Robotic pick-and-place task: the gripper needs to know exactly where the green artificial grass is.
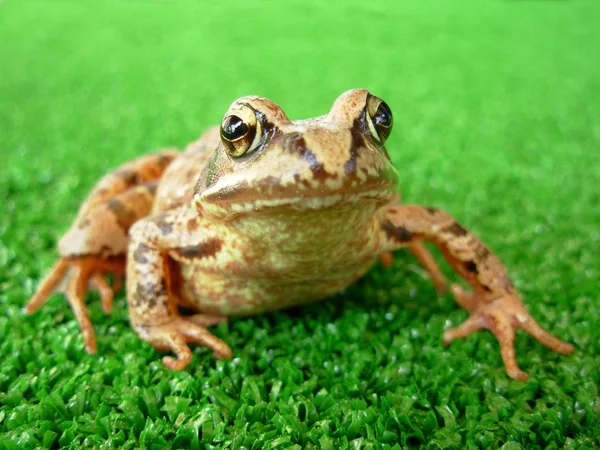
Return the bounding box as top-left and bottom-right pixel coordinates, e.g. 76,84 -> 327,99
1,0 -> 599,448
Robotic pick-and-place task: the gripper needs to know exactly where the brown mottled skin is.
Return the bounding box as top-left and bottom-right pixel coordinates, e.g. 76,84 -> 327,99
25,89 -> 573,380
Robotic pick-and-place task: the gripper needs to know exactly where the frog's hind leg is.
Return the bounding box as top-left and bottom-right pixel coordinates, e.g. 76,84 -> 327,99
25,260 -> 70,313
379,243 -> 448,294
75,150 -> 177,219
379,204 -> 574,381
407,242 -> 448,294
26,256 -> 125,352
26,257 -> 125,316
25,150 -> 178,352
24,183 -> 156,352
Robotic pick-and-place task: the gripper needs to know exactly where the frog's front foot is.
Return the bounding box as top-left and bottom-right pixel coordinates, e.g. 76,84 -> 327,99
136,315 -> 231,370
443,285 -> 574,381
25,256 -> 125,353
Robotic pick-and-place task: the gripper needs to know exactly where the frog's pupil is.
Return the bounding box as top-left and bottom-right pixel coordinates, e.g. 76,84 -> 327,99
375,101 -> 392,128
221,116 -> 248,141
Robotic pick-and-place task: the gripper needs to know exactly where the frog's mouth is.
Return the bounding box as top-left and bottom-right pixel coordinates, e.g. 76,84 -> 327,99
195,175 -> 397,219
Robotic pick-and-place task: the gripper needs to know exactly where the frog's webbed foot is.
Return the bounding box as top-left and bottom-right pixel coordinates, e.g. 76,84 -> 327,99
137,315 -> 231,370
444,285 -> 574,381
24,256 -> 125,353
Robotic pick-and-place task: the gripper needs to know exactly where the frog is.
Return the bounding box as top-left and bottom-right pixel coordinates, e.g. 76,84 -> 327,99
25,89 -> 574,381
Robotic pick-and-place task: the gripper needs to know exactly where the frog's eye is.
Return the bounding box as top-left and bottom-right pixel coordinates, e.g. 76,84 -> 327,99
365,94 -> 393,144
220,105 -> 263,158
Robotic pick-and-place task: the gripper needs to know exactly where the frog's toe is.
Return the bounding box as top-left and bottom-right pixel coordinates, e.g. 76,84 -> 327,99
24,258 -> 98,352
161,334 -> 193,371
141,317 -> 232,370
517,315 -> 574,355
24,259 -> 69,314
443,314 -> 484,345
25,256 -> 126,353
444,289 -> 573,381
444,299 -> 529,380
90,272 -> 114,314
65,263 -> 97,353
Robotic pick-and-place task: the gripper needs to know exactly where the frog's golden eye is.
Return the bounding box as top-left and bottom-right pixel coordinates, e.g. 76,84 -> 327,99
220,105 -> 263,157
365,95 -> 393,144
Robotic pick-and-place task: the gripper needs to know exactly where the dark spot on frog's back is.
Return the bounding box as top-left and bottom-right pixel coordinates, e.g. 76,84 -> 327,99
156,154 -> 173,168
383,220 -> 413,242
116,169 -> 140,187
173,239 -> 223,259
106,198 -> 139,231
143,181 -> 158,196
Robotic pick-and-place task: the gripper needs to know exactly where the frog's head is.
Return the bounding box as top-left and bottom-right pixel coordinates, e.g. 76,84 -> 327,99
195,89 -> 399,220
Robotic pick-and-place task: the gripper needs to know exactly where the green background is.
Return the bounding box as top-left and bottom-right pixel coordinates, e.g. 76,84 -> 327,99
1,0 -> 599,448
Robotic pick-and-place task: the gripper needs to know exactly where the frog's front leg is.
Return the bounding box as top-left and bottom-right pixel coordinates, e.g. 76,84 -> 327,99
126,207 -> 231,370
380,204 -> 574,381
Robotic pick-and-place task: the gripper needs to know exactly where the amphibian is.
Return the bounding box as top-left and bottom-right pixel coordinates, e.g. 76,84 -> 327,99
25,89 -> 573,380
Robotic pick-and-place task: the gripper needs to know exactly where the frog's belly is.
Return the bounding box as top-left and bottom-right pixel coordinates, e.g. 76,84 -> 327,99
174,261 -> 376,316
